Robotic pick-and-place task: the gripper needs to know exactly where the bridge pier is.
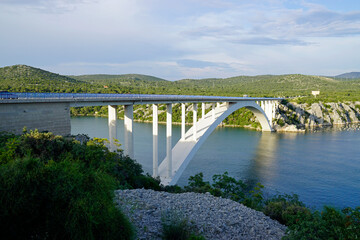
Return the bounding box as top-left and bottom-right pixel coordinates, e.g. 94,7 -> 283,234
212,103 -> 216,121
201,103 -> 205,119
181,103 -> 185,140
153,104 -> 158,177
124,104 -> 134,158
166,103 -> 172,178
108,105 -> 117,152
193,103 -> 197,141
258,100 -> 276,129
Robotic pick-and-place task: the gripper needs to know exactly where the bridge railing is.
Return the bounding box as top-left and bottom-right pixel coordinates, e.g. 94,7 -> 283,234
3,92 -> 254,101
1,92 -> 281,103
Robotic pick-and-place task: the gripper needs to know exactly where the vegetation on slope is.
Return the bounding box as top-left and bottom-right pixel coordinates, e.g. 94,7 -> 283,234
0,130 -> 162,239
1,65 -> 360,101
72,73 -> 167,83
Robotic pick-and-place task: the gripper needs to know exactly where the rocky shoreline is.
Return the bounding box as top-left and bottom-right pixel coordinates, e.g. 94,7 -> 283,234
115,189 -> 286,240
273,101 -> 360,132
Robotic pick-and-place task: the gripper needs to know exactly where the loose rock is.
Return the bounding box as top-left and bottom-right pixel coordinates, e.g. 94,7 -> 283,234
115,189 -> 286,240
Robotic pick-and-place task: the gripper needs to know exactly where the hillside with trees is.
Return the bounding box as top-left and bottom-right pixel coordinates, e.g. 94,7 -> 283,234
1,65 -> 360,102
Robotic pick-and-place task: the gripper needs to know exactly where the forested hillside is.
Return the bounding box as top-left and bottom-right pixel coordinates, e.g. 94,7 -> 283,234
1,65 -> 360,102
0,65 -> 88,93
72,73 -> 167,83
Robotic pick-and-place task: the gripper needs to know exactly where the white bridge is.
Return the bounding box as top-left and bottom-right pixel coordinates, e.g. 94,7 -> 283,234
0,93 -> 281,185
105,95 -> 281,185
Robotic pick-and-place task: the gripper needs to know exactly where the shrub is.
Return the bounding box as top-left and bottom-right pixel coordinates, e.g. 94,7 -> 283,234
185,172 -> 264,210
263,194 -> 308,225
0,130 -> 161,190
284,206 -> 360,240
184,172 -> 212,193
0,156 -> 134,239
275,118 -> 285,127
0,131 -> 149,239
161,210 -> 205,240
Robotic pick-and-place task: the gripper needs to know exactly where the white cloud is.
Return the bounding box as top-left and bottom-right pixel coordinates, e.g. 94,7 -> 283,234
0,0 -> 360,79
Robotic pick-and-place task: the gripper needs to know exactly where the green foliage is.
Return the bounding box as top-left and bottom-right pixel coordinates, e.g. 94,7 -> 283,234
184,172 -> 213,193
0,130 -> 167,239
185,172 -> 264,210
0,129 -> 161,190
0,132 -> 135,239
112,154 -> 162,190
212,172 -> 247,201
284,206 -> 360,240
263,194 -> 308,225
275,118 -> 285,127
161,210 -> 205,240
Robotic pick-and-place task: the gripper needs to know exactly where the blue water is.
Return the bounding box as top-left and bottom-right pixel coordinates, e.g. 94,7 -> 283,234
71,117 -> 360,209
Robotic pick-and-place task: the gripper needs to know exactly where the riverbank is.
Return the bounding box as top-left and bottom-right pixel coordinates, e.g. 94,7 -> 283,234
115,189 -> 286,240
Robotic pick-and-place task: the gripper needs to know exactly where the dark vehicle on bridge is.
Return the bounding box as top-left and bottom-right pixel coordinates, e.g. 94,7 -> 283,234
0,91 -> 18,99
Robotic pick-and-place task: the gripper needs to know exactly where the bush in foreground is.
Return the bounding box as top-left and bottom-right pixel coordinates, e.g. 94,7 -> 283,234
0,131 -> 135,239
161,210 -> 205,240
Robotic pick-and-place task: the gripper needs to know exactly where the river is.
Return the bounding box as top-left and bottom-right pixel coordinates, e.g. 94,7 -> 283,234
71,116 -> 360,209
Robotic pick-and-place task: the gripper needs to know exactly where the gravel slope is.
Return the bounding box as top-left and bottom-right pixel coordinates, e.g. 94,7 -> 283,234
115,189 -> 286,240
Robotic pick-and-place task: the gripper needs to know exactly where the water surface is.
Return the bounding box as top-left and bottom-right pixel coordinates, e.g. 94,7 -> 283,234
71,117 -> 360,209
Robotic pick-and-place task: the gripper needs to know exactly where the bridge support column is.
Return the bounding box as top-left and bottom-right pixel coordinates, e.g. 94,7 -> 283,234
265,101 -> 273,127
193,103 -> 197,141
272,101 -> 277,120
259,100 -> 275,131
201,102 -> 205,119
181,103 -> 185,140
124,104 -> 134,158
166,104 -> 172,178
108,105 -> 117,152
212,103 -> 216,121
152,104 -> 158,177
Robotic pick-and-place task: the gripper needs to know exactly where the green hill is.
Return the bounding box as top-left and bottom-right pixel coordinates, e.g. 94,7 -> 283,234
1,64 -> 359,101
72,74 -> 168,83
0,65 -> 79,83
0,65 -> 85,92
174,74 -> 360,98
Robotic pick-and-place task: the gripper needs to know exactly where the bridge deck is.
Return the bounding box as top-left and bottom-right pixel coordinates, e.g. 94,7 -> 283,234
1,92 -> 282,106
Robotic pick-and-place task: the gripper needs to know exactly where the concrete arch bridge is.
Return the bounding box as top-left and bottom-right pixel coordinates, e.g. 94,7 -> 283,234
0,93 -> 281,185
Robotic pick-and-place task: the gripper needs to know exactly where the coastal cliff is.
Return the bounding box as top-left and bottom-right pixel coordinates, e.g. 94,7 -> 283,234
273,101 -> 360,132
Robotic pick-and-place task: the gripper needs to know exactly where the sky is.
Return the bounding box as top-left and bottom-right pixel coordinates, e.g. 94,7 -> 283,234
0,0 -> 360,80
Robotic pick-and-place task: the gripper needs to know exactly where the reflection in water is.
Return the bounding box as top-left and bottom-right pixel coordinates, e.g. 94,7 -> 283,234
249,132 -> 279,183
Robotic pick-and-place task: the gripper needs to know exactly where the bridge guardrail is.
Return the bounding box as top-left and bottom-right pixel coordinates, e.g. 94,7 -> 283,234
1,92 -> 282,102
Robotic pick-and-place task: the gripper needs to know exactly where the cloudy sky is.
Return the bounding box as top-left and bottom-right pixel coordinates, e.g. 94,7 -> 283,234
1,0 -> 359,80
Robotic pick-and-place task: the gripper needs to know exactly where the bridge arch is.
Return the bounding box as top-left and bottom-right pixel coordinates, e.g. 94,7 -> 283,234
159,101 -> 275,185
